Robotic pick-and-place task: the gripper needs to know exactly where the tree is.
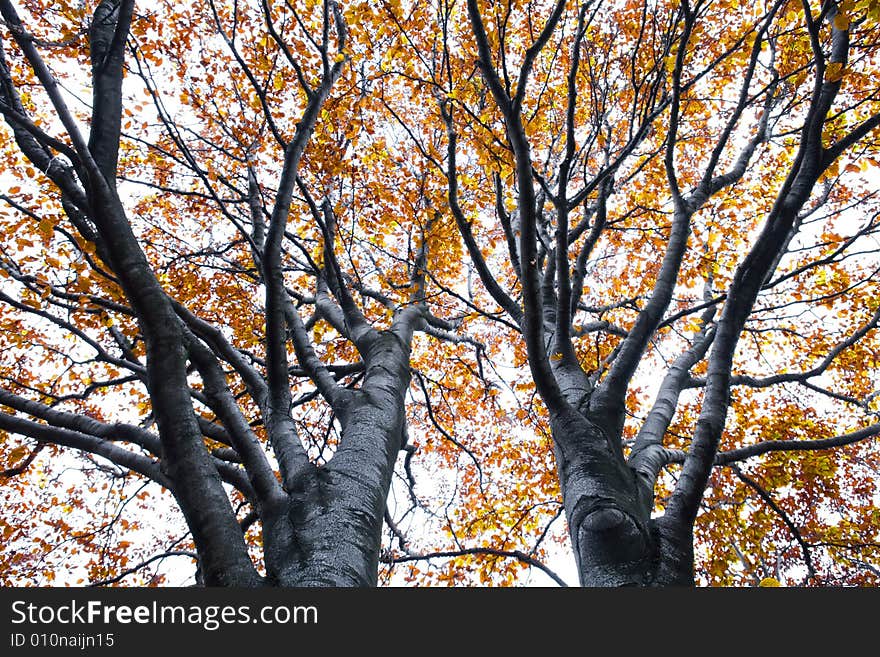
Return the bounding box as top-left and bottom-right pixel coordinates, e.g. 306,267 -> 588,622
1,0 -> 879,589
409,0 -> 880,585
0,0 -> 481,587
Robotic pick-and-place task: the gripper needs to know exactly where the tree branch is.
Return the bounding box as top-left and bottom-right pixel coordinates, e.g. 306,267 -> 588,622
381,547 -> 569,587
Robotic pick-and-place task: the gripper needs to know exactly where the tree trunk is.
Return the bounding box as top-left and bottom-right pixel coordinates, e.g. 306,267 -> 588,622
552,408 -> 693,586
261,331 -> 410,586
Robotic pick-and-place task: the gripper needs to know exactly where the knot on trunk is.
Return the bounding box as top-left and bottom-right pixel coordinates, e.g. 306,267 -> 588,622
572,499 -> 654,586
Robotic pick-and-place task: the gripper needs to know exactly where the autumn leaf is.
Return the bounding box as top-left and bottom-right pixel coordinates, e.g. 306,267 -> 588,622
825,62 -> 846,82
6,445 -> 28,465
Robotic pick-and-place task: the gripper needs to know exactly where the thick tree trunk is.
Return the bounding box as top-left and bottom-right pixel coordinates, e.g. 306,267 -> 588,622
261,332 -> 410,586
552,408 -> 693,586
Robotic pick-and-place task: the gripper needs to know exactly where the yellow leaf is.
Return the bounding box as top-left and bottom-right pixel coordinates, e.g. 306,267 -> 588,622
759,577 -> 781,587
834,13 -> 850,30
334,53 -> 346,63
825,62 -> 846,82
8,445 -> 28,464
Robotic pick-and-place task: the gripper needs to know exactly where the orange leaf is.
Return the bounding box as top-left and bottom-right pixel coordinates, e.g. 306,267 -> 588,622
7,445 -> 28,464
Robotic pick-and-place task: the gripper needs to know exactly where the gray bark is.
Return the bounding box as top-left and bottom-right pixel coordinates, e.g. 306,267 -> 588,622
261,332 -> 411,586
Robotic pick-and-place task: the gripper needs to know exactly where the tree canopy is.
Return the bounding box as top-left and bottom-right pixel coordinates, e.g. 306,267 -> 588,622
0,0 -> 878,587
